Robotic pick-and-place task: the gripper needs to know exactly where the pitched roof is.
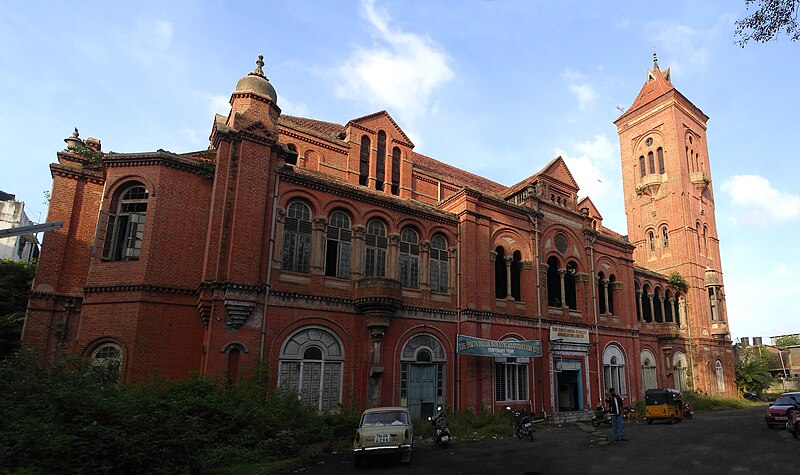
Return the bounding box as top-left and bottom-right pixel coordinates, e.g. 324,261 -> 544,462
617,58 -> 674,121
279,115 -> 346,143
412,151 -> 507,195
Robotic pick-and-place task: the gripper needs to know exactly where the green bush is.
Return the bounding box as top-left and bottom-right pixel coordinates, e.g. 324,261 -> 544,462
0,350 -> 356,474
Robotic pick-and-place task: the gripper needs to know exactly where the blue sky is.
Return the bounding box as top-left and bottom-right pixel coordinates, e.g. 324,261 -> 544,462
1,0 -> 797,344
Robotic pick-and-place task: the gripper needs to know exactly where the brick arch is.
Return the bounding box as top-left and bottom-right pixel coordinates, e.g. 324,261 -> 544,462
104,175 -> 156,200
281,190 -> 323,216
542,226 -> 582,260
489,228 -> 532,261
320,199 -> 358,219
268,317 -> 353,370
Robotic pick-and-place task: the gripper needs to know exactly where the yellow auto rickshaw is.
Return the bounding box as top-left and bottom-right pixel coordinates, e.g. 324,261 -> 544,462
645,388 -> 683,424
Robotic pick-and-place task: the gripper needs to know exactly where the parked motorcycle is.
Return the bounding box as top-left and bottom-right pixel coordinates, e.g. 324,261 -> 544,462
506,406 -> 534,441
787,403 -> 800,438
428,406 -> 451,447
683,403 -> 695,419
591,404 -> 611,427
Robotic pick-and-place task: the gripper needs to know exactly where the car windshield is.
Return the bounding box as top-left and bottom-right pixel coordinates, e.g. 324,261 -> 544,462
362,411 -> 409,426
773,396 -> 799,406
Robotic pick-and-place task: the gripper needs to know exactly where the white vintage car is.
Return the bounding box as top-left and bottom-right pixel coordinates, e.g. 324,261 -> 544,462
353,406 -> 413,465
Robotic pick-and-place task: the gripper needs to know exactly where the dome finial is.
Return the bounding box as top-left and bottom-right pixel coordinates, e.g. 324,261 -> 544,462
653,50 -> 659,69
252,54 -> 265,78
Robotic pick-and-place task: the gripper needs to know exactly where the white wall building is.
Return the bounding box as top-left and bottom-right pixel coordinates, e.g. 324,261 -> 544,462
0,191 -> 39,261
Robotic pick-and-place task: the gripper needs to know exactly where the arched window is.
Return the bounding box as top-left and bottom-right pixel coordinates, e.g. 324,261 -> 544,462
653,287 -> 663,323
495,246 -> 507,299
696,221 -> 702,254
429,235 -> 449,292
598,272 -> 607,315
703,225 -> 708,255
641,350 -> 657,391
715,360 -> 725,392
608,274 -> 616,315
657,147 -> 665,174
642,284 -> 652,323
673,352 -> 688,391
278,327 -> 344,411
225,345 -> 242,384
495,337 -> 529,402
565,261 -> 578,310
325,211 -> 352,279
648,231 -> 655,253
662,226 -> 669,248
399,227 -> 420,288
101,183 -> 148,261
91,343 -> 123,382
364,219 -> 387,277
603,345 -> 627,395
376,131 -> 386,191
639,156 -> 646,178
282,201 -> 312,273
511,251 -> 522,301
648,151 -> 655,174
546,256 -> 561,307
359,135 -> 370,186
391,147 -> 401,195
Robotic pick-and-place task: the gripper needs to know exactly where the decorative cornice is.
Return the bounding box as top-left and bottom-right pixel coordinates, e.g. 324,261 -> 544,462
50,163 -> 105,185
279,169 -> 459,226
84,284 -> 197,295
280,129 -> 349,154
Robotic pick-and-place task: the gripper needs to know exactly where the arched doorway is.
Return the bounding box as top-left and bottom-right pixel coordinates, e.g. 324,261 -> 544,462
400,334 -> 446,419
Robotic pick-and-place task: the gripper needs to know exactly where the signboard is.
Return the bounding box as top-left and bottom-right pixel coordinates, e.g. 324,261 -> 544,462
456,335 -> 542,358
549,325 -> 590,344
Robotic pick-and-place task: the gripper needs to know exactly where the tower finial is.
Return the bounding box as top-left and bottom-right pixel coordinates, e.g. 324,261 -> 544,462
252,54 -> 265,78
652,50 -> 659,69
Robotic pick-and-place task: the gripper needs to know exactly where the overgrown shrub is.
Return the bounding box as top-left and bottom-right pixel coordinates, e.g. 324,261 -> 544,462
0,350 -> 356,473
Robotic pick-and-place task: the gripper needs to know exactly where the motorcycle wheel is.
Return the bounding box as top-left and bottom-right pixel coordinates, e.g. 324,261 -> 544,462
687,413 -> 693,419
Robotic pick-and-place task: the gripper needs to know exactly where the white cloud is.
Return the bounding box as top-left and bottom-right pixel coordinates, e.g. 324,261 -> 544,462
333,0 -> 454,126
721,174 -> 800,224
646,17 -> 729,77
279,96 -> 310,117
555,134 -> 615,200
563,69 -> 597,110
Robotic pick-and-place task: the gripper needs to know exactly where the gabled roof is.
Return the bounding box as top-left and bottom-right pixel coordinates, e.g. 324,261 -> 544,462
347,110 -> 415,147
577,196 -> 602,221
616,55 -> 675,122
505,156 -> 579,199
279,115 -> 347,143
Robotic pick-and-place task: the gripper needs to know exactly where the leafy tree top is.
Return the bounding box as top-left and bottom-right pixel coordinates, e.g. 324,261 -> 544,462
735,0 -> 800,46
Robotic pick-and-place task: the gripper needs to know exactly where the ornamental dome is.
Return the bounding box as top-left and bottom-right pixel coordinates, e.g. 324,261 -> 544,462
234,54 -> 277,104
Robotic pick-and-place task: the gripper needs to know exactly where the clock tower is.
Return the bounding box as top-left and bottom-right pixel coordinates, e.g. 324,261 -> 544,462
615,54 -> 731,392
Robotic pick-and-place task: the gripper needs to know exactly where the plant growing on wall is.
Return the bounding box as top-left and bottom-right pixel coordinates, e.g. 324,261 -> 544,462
667,271 -> 689,292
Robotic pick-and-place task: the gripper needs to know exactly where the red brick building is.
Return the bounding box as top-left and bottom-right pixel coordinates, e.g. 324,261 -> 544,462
23,54 -> 736,419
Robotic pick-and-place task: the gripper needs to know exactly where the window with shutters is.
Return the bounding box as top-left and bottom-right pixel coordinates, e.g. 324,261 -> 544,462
495,341 -> 529,402
282,201 -> 312,273
399,227 -> 419,288
603,345 -> 627,395
99,183 -> 148,261
364,219 -> 387,277
391,146 -> 401,195
429,235 -> 449,292
324,211 -> 352,279
657,147 -> 665,174
359,135 -> 370,186
376,131 -> 386,191
277,327 -> 344,412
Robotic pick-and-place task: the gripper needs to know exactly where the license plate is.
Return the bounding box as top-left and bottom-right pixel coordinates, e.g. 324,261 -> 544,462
775,417 -> 788,421
441,435 -> 449,442
374,433 -> 390,443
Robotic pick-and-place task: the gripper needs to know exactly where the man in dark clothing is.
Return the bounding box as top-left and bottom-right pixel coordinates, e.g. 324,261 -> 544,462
606,387 -> 627,441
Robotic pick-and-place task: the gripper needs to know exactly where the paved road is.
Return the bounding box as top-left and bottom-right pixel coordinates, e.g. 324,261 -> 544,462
287,406 -> 797,475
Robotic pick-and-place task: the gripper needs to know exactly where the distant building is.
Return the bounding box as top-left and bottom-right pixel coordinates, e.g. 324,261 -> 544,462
0,191 -> 39,262
22,54 -> 737,419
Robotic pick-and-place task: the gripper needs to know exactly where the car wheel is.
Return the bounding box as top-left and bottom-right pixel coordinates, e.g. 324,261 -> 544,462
400,451 -> 411,464
646,418 -> 653,425
669,416 -> 675,425
354,454 -> 363,467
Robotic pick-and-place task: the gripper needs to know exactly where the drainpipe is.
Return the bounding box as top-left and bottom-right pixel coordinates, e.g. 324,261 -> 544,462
588,232 -> 601,406
259,172 -> 281,363
528,213 -> 544,416
455,218 -> 462,412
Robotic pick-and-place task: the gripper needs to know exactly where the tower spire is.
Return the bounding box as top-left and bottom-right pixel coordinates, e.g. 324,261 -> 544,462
653,50 -> 659,70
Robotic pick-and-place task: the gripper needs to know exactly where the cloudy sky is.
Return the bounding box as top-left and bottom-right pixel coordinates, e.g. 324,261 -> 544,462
1,0 -> 797,344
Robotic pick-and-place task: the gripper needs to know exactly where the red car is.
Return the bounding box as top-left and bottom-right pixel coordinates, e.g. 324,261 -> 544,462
764,392 -> 800,429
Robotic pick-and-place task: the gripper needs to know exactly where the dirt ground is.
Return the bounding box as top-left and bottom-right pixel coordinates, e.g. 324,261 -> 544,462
285,405 -> 797,475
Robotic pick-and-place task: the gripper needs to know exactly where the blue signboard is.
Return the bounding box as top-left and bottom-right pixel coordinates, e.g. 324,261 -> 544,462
456,335 -> 542,358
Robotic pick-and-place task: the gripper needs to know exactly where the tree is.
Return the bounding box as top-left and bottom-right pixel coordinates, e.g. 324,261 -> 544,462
735,0 -> 800,46
735,345 -> 773,394
0,259 -> 36,359
773,334 -> 800,347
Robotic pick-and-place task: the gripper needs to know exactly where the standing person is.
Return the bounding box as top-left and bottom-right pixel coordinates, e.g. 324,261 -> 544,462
606,388 -> 627,441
